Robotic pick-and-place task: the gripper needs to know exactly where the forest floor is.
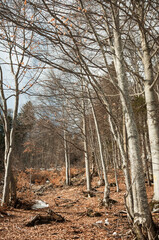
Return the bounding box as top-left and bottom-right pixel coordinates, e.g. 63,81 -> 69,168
0,168 -> 159,240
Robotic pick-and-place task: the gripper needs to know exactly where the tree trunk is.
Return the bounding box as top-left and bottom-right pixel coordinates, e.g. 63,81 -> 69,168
10,170 -> 16,204
142,120 -> 151,186
64,130 -> 70,186
112,141 -> 119,192
2,145 -> 13,205
89,95 -> 110,205
82,88 -> 91,194
140,32 -> 159,201
83,113 -> 91,194
111,4 -> 156,238
108,113 -> 134,218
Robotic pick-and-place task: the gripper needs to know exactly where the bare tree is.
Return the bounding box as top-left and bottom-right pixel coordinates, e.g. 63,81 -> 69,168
0,1 -> 158,237
0,19 -> 42,205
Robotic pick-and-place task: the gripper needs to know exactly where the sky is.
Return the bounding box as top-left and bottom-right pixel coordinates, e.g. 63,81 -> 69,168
0,42 -> 44,112
0,60 -> 29,111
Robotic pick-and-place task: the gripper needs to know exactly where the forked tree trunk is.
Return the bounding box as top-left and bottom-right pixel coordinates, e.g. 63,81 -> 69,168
0,66 -> 19,206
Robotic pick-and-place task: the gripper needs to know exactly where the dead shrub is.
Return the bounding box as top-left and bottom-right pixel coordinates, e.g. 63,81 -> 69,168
16,171 -> 30,190
31,173 -> 47,185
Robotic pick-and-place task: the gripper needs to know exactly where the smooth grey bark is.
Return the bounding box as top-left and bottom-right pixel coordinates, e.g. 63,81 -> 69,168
64,129 -> 70,185
142,125 -> 151,186
1,112 -> 18,206
1,66 -> 19,206
140,31 -> 159,201
82,86 -> 91,194
96,87 -> 133,215
112,140 -> 119,192
89,93 -> 110,205
0,25 -> 36,205
88,115 -> 103,183
108,113 -> 133,217
83,113 -> 91,193
79,0 -> 133,215
110,3 -> 156,237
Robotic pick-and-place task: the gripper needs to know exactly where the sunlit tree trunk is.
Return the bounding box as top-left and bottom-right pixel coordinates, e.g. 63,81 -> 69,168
140,31 -> 159,202
111,4 -> 156,237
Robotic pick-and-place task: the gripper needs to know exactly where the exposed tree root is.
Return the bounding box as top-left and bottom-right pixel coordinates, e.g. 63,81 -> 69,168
133,221 -> 158,240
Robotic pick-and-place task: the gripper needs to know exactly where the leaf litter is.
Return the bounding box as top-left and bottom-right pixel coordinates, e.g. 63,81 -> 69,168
0,168 -> 158,240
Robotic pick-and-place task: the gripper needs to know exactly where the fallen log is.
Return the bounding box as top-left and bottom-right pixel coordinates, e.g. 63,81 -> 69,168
0,206 -> 11,218
25,209 -> 65,227
0,210 -> 9,218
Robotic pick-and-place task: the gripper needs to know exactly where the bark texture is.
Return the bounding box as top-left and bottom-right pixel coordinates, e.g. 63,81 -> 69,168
111,3 -> 156,238
141,32 -> 159,201
89,94 -> 110,205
